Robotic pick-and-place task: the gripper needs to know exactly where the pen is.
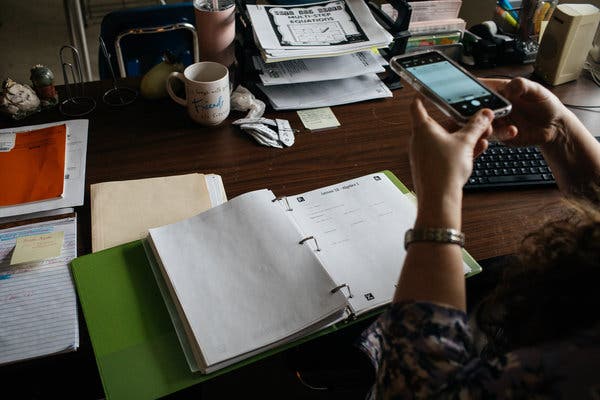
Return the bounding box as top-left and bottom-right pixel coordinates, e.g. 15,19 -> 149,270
498,0 -> 520,21
495,5 -> 519,28
534,2 -> 551,34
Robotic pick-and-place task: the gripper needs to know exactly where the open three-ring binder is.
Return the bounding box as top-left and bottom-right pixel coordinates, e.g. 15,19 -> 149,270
144,171 -> 481,374
71,171 -> 481,400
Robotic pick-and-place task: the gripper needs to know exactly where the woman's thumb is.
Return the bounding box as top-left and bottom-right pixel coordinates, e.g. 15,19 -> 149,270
458,109 -> 494,144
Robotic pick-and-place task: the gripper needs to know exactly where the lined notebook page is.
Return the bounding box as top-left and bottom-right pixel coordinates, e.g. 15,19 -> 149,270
0,217 -> 79,365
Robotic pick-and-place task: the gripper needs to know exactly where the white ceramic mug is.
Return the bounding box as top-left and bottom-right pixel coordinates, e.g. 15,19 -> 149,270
166,62 -> 230,126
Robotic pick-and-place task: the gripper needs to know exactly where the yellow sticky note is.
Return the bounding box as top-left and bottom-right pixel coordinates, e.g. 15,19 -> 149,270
10,231 -> 64,265
297,107 -> 341,131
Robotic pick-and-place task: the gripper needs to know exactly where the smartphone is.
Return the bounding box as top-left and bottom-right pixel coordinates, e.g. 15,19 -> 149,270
390,50 -> 511,122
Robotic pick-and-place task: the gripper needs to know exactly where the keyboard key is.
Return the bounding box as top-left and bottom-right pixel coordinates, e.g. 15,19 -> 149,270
466,143 -> 556,190
488,174 -> 545,183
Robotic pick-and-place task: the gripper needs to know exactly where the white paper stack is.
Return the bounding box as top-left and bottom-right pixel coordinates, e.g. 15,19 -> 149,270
258,73 -> 392,110
247,0 -> 393,63
246,0 -> 393,110
253,51 -> 386,86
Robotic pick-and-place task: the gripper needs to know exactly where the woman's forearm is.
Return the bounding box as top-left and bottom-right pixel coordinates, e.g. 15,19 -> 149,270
542,109 -> 600,195
393,189 -> 467,311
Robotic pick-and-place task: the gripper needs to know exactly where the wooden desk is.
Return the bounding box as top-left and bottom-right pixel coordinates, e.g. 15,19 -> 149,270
0,66 -> 598,399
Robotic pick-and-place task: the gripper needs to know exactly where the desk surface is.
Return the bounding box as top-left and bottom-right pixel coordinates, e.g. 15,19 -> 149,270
0,64 -> 598,399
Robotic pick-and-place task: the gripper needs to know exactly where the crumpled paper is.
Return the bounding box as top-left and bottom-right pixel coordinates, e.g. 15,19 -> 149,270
231,85 -> 295,148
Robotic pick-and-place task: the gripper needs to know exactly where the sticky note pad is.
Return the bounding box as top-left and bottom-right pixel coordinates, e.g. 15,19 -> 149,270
297,107 -> 341,131
10,231 -> 64,265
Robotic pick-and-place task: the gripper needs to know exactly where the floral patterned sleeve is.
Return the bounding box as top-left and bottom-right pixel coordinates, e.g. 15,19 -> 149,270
357,301 -> 551,399
358,301 -> 475,399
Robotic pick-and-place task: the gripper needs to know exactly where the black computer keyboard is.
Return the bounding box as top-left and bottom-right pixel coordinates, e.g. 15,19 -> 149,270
465,142 -> 555,190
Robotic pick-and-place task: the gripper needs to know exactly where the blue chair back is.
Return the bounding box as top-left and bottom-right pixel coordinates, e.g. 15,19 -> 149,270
99,2 -> 198,79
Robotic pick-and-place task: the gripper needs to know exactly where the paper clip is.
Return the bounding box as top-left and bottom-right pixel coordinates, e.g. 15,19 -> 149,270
299,236 -> 321,252
59,45 -> 96,116
99,36 -> 137,106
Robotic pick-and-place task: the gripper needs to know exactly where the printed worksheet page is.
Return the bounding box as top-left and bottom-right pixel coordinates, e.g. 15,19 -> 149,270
285,172 -> 416,314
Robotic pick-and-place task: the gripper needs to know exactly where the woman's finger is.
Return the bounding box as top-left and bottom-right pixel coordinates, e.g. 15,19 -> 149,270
456,109 -> 494,145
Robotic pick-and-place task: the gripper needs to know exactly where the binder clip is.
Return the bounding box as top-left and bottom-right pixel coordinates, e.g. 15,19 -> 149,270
367,0 -> 412,90
368,0 -> 412,58
99,37 -> 137,106
59,45 -> 96,116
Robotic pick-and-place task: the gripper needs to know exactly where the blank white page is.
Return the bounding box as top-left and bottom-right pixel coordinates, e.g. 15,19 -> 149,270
148,190 -> 347,368
0,217 -> 79,365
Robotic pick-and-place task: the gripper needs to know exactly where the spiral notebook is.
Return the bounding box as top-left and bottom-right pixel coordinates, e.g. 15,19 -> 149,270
146,171 -> 481,374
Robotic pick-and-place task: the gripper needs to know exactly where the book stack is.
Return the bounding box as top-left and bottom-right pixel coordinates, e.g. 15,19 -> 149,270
244,0 -> 394,109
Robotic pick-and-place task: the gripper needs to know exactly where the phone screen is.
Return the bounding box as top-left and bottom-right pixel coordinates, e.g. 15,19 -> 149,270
406,61 -> 489,103
394,52 -> 510,118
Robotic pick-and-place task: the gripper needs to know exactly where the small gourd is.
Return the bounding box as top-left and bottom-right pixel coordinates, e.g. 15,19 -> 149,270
140,52 -> 184,100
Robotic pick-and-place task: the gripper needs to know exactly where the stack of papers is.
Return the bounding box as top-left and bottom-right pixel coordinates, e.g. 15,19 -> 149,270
0,215 -> 79,365
253,51 -> 386,86
258,73 -> 392,110
246,0 -> 393,110
247,0 -> 393,62
0,120 -> 88,367
91,173 -> 227,252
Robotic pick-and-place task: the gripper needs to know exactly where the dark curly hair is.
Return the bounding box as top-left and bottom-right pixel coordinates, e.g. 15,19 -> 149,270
475,188 -> 600,359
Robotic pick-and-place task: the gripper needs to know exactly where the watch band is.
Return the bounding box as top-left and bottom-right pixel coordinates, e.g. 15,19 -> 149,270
404,228 -> 465,249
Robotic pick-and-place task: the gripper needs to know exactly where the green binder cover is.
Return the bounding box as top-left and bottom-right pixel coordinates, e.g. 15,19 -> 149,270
71,171 -> 481,400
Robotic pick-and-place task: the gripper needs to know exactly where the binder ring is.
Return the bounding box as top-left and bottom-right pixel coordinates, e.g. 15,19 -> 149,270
299,236 -> 320,252
330,283 -> 353,298
272,196 -> 292,211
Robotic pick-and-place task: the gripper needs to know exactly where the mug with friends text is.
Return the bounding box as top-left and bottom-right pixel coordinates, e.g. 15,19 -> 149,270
166,61 -> 230,126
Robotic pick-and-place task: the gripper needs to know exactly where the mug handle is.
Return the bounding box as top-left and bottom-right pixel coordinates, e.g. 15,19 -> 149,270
166,72 -> 186,106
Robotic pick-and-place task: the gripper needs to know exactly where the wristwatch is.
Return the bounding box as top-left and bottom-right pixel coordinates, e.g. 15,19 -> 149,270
404,228 -> 465,249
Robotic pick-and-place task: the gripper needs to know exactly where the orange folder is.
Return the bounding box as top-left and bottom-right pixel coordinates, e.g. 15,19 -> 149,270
0,124 -> 67,207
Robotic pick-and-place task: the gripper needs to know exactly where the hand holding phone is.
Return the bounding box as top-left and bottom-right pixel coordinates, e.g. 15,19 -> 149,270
390,50 -> 512,122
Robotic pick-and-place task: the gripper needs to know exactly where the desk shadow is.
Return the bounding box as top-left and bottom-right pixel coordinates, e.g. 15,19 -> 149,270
172,318 -> 376,400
